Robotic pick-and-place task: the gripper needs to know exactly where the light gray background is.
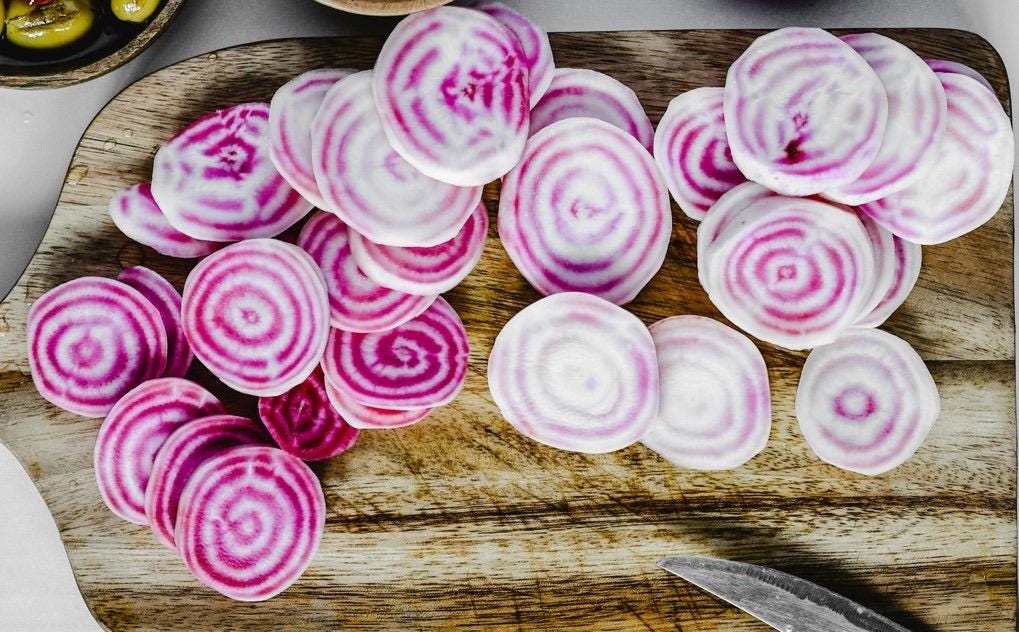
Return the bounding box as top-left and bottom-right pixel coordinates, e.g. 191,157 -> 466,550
0,1 -> 1016,629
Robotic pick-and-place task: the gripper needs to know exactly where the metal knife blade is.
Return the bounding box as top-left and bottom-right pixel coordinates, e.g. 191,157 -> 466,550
657,556 -> 910,632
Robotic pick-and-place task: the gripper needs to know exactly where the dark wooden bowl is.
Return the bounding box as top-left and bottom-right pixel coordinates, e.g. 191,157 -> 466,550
312,0 -> 451,16
0,0 -> 184,89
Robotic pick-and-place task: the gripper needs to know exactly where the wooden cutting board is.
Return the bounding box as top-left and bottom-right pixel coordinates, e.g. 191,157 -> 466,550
0,30 -> 1014,631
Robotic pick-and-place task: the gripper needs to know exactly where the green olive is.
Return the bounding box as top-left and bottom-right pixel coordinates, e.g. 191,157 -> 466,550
5,0 -> 96,50
111,0 -> 160,23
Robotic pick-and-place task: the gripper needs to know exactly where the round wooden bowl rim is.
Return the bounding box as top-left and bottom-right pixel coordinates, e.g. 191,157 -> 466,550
311,0 -> 451,17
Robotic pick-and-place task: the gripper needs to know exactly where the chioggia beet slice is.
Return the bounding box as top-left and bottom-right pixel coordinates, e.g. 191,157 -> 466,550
175,446 -> 325,601
94,378 -> 224,524
825,33 -> 947,205
529,68 -> 654,151
704,196 -> 875,350
312,71 -> 482,247
27,277 -> 168,417
152,103 -> 313,241
473,1 -> 554,107
859,72 -> 1014,244
321,297 -> 469,410
499,117 -> 671,305
696,181 -> 780,291
924,58 -> 994,93
641,316 -> 771,470
724,27 -> 888,196
258,368 -> 359,462
653,87 -> 746,220
488,293 -> 659,453
796,328 -> 940,475
117,266 -> 193,379
298,211 -> 437,332
324,377 -> 432,430
855,235 -> 922,328
853,212 -> 897,324
349,201 -> 488,296
108,183 -> 220,258
269,68 -> 356,209
181,239 -> 329,397
145,415 -> 270,549
373,6 -> 530,186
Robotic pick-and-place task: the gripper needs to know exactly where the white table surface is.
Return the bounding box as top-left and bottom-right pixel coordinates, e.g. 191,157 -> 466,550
1,1 -> 1016,629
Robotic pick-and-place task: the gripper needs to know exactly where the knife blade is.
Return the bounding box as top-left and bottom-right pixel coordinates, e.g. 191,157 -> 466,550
657,556 -> 911,632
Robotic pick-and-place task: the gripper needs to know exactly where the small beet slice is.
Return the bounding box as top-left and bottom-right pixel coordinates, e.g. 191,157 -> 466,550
312,71 -> 481,248
473,1 -> 554,107
28,277 -> 168,417
321,297 -> 469,410
182,239 -> 329,397
641,316 -> 771,470
145,415 -> 270,549
796,328 -> 940,475
258,368 -> 359,462
298,211 -> 437,332
117,266 -> 192,379
349,201 -> 489,296
269,68 -> 356,209
855,235 -> 922,328
825,33 -> 947,205
487,292 -> 659,454
152,103 -> 313,242
324,378 -> 432,430
499,117 -> 671,305
859,72 -> 1014,244
724,27 -> 888,196
924,58 -> 994,93
175,446 -> 325,601
108,183 -> 220,258
94,378 -> 224,524
653,87 -> 746,220
373,6 -> 530,186
529,68 -> 654,151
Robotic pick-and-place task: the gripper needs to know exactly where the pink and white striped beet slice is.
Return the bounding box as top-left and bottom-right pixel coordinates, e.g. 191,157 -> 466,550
152,103 -> 313,242
182,239 -> 329,397
117,266 -> 193,379
473,1 -> 554,107
321,297 -> 469,410
269,68 -> 356,209
499,117 -> 671,305
348,201 -> 488,296
696,182 -> 780,291
724,27 -> 888,196
258,367 -> 359,461
796,328 -> 940,475
487,292 -> 659,454
653,87 -> 746,220
27,277 -> 168,417
298,212 -> 437,332
859,72 -> 1014,245
94,378 -> 224,524
144,415 -> 270,550
312,71 -> 482,247
175,446 -> 325,601
641,316 -> 771,470
824,33 -> 947,205
853,212 -> 897,324
108,183 -> 220,258
529,68 -> 654,151
704,196 -> 875,350
855,235 -> 922,328
924,58 -> 994,93
324,377 -> 432,430
373,7 -> 530,187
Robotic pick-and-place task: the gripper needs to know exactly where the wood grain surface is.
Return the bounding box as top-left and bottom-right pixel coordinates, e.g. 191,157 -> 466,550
0,30 -> 1014,631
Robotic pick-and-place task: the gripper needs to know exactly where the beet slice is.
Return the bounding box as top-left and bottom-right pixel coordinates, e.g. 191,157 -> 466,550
94,378 -> 224,524
323,378 -> 433,430
473,1 -> 554,107
924,58 -> 994,93
27,277 -> 168,417
108,183 -> 220,258
117,266 -> 192,379
855,235 -> 922,328
258,368 -> 359,462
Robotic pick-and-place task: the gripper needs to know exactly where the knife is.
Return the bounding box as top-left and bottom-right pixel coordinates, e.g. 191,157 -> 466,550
657,556 -> 911,632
